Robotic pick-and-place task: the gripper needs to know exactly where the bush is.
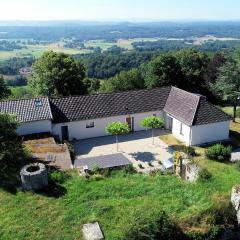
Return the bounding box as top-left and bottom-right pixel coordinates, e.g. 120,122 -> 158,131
183,146 -> 196,156
198,168 -> 212,182
123,210 -> 179,240
91,174 -> 105,181
64,141 -> 75,163
49,170 -> 70,184
205,144 -> 232,162
123,164 -> 137,174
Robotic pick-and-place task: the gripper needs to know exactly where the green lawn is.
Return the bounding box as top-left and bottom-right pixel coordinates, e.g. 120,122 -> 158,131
0,105 -> 240,239
1,152 -> 240,239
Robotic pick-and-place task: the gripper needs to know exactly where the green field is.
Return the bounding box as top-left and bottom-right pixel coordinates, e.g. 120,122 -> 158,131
0,37 -> 162,61
0,43 -> 93,61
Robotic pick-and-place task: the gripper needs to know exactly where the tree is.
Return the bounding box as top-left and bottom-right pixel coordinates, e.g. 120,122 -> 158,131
175,48 -> 209,90
30,51 -> 87,96
141,116 -> 164,144
83,78 -> 100,93
0,76 -> 10,100
0,113 -> 22,174
144,53 -> 182,88
101,68 -> 144,93
214,55 -> 240,121
105,122 -> 130,151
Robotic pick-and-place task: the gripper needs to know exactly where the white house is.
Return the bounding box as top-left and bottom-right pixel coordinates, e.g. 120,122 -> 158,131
0,86 -> 232,146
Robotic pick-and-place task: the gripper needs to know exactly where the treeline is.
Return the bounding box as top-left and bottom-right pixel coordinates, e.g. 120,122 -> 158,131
0,40 -> 23,51
79,51 -> 157,79
0,57 -> 34,75
100,48 -> 227,103
2,22 -> 240,41
133,39 -> 240,52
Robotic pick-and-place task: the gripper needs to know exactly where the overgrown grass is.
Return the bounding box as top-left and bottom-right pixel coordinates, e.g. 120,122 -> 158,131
0,158 -> 240,239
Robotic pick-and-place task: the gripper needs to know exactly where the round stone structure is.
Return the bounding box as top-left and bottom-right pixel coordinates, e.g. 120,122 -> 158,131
20,163 -> 48,191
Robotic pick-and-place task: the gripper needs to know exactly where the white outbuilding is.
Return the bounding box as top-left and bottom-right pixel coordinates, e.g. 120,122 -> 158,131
0,86 -> 231,146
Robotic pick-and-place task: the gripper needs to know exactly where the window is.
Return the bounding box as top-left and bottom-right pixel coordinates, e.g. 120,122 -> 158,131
34,100 -> 43,107
86,122 -> 94,128
180,123 -> 183,135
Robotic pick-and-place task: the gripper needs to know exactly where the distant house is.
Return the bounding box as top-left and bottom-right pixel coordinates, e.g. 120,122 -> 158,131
19,67 -> 32,75
0,86 -> 231,146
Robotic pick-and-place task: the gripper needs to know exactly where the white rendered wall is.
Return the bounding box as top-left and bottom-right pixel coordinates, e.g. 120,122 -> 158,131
190,121 -> 230,146
52,111 -> 163,141
17,120 -> 52,136
171,117 -> 191,145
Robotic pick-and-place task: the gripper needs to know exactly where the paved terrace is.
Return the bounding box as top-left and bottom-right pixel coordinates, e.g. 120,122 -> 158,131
74,130 -> 173,173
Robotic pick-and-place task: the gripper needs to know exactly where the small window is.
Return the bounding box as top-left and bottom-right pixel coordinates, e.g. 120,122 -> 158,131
86,122 -> 94,128
180,123 -> 183,135
34,100 -> 43,107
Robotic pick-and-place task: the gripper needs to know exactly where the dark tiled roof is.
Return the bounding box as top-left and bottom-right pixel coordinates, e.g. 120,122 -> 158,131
74,153 -> 131,170
0,97 -> 52,122
0,86 -> 231,126
49,87 -> 171,123
193,98 -> 232,125
164,87 -> 200,126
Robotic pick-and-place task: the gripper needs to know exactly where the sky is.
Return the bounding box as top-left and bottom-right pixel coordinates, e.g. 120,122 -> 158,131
1,0 -> 240,22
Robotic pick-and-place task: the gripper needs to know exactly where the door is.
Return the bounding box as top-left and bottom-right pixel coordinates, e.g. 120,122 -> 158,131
126,117 -> 134,132
169,117 -> 173,131
61,126 -> 69,141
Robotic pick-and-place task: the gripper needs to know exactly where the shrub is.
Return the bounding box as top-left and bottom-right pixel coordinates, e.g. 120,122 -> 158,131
64,140 -> 76,163
198,168 -> 212,182
123,164 -> 137,174
205,144 -> 232,162
49,170 -> 70,184
123,210 -> 179,240
183,146 -> 196,156
91,174 -> 105,181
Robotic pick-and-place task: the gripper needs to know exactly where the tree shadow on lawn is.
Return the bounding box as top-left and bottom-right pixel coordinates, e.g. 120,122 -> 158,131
34,166 -> 68,198
129,152 -> 158,162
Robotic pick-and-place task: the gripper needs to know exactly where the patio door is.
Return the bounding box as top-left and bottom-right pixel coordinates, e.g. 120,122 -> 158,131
126,117 -> 134,132
61,126 -> 69,142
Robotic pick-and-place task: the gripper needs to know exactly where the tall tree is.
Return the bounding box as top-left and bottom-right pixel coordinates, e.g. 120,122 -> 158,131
144,53 -> 182,88
30,51 -> 87,96
0,76 -> 10,100
175,48 -> 209,90
214,55 -> 240,121
101,68 -> 144,93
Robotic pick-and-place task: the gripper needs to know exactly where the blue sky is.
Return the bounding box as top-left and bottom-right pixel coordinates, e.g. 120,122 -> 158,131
1,0 -> 240,21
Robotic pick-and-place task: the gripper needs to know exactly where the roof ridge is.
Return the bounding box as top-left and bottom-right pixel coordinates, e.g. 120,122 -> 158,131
49,86 -> 171,100
0,96 -> 48,103
171,86 -> 201,100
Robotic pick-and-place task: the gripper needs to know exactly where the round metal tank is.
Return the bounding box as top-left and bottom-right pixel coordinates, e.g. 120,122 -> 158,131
20,163 -> 48,191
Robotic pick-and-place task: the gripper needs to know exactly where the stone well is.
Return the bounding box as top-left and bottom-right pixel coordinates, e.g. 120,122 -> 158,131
20,163 -> 48,191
